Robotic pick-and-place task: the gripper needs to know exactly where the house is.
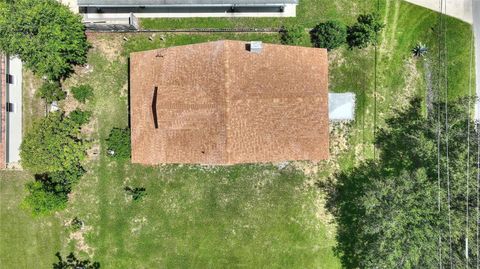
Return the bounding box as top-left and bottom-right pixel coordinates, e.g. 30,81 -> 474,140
129,40 -> 329,165
76,0 -> 298,24
0,55 -> 23,169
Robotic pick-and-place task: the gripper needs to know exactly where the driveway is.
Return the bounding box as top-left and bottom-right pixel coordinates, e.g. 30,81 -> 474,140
474,0 -> 480,121
404,0 -> 473,23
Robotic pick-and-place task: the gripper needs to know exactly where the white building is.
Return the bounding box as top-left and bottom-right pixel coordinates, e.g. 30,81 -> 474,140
75,0 -> 298,24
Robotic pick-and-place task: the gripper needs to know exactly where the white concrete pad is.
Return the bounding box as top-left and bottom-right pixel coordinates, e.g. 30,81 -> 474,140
329,93 -> 356,121
403,0 -> 473,24
6,56 -> 22,164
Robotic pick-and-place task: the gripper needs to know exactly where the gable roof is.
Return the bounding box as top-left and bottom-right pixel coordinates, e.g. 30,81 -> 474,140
130,40 -> 329,165
77,0 -> 298,7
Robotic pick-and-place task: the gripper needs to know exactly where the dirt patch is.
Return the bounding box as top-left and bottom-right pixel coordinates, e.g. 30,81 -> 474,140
86,142 -> 100,161
293,121 -> 351,185
68,226 -> 95,258
63,218 -> 95,258
390,57 -> 420,114
87,33 -> 124,62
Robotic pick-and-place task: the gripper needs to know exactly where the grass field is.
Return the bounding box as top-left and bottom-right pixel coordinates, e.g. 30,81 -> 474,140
0,0 -> 475,268
141,0 -> 373,29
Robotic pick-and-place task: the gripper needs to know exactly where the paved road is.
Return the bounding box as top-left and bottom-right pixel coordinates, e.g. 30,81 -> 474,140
474,0 -> 480,121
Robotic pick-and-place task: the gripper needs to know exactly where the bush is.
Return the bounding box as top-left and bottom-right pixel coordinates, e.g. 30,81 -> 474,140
279,25 -> 306,45
71,85 -> 94,103
125,186 -> 146,201
106,128 -> 131,160
0,0 -> 89,80
69,217 -> 83,231
22,181 -> 68,216
53,252 -> 100,269
69,109 -> 92,126
36,81 -> 66,103
347,13 -> 384,49
310,21 -> 347,50
20,112 -> 87,174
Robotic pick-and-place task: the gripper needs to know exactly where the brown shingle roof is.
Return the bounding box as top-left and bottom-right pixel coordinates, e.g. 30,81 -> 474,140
130,40 -> 329,165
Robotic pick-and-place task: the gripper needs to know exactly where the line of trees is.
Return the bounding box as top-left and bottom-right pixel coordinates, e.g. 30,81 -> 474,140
325,98 -> 479,268
279,13 -> 384,50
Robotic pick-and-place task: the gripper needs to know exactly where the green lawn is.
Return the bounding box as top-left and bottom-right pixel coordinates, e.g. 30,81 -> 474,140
0,172 -> 65,268
0,0 -> 475,268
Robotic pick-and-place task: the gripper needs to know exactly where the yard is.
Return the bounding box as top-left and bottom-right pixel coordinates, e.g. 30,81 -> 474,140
0,0 -> 474,268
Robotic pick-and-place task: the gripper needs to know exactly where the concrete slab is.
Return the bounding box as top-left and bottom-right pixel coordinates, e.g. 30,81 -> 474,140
403,0 -> 473,23
6,56 -> 22,164
329,93 -> 356,121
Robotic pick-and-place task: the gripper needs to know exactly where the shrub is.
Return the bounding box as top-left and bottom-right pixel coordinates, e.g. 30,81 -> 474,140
69,109 -> 92,126
125,186 -> 146,201
0,0 -> 89,80
36,81 -> 66,103
69,217 -> 83,231
310,21 -> 347,50
22,181 -> 68,216
20,112 -> 87,174
347,13 -> 384,49
106,128 -> 131,160
279,25 -> 306,45
412,42 -> 428,57
53,252 -> 100,269
71,85 -> 94,103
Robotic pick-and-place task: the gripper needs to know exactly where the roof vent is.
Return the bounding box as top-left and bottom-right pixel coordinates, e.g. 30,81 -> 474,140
247,41 -> 263,53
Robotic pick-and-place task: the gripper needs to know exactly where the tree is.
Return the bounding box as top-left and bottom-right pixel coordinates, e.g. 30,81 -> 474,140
53,252 -> 100,269
347,13 -> 384,49
279,25 -> 306,45
309,21 -> 347,50
106,128 -> 131,160
22,181 -> 68,216
71,85 -> 94,103
36,81 -> 66,103
0,0 -> 89,80
326,98 -> 479,268
20,112 -> 87,174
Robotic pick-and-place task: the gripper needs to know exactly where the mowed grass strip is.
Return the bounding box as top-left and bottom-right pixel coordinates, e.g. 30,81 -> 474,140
74,162 -> 339,268
0,171 -> 65,268
140,0 -> 374,29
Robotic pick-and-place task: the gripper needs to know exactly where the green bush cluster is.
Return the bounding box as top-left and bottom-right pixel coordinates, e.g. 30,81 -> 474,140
20,112 -> 87,216
279,25 -> 306,45
36,81 -> 66,103
106,128 -> 131,160
308,13 -> 384,50
309,21 -> 347,50
69,109 -> 92,126
71,85 -> 94,103
21,181 -> 68,216
346,13 -> 384,49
